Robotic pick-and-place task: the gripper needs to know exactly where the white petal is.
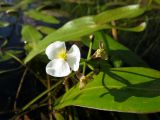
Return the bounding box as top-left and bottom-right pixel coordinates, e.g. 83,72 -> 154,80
45,41 -> 66,60
46,59 -> 71,77
67,44 -> 80,71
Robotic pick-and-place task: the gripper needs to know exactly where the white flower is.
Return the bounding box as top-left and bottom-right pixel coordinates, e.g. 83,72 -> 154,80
45,41 -> 80,77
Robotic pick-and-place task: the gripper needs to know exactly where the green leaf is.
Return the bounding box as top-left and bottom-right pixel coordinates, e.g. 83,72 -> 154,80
54,67 -> 160,113
103,34 -> 148,67
0,21 -> 9,27
24,4 -> 146,63
36,26 -> 56,35
81,22 -> 146,50
22,25 -> 42,42
22,25 -> 42,49
115,22 -> 147,32
94,4 -> 146,24
111,55 -> 123,67
82,32 -> 147,67
0,50 -> 23,62
54,112 -> 65,120
25,10 -> 59,24
24,16 -> 108,63
0,39 -> 8,48
154,0 -> 160,5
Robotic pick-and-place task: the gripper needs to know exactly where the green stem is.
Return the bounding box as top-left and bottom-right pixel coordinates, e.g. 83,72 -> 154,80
63,77 -> 73,120
11,103 -> 48,120
83,39 -> 93,74
14,67 -> 28,111
22,80 -> 62,111
47,75 -> 53,120
87,40 -> 93,60
86,63 -> 94,70
82,63 -> 86,75
6,52 -> 24,65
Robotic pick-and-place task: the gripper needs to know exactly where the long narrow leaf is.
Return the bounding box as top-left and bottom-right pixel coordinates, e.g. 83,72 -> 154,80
24,4 -> 146,63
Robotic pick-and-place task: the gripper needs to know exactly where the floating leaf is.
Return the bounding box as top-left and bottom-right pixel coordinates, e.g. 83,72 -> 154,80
54,67 -> 160,113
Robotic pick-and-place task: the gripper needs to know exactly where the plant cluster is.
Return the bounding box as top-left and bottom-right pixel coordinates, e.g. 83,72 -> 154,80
0,0 -> 160,119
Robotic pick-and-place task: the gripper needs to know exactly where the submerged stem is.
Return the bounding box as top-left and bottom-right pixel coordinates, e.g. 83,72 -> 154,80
14,67 -> 28,112
47,75 -> 53,120
22,80 -> 62,112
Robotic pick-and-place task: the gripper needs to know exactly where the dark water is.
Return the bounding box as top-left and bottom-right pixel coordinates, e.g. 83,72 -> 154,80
0,3 -> 68,118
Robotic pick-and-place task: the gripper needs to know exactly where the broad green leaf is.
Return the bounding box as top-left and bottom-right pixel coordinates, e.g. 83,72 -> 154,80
37,26 -> 56,35
54,67 -> 160,113
24,16 -> 108,63
82,22 -> 146,50
94,4 -> 146,24
24,4 -> 146,63
25,10 -> 59,24
103,34 -> 148,67
82,32 -> 147,67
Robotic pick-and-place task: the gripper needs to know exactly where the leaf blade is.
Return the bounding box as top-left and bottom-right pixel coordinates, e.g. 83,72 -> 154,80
25,10 -> 59,24
94,4 -> 146,24
24,4 -> 146,63
103,34 -> 148,66
54,67 -> 160,113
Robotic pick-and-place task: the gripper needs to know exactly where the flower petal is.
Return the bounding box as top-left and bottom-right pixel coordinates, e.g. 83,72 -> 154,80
45,41 -> 66,60
46,59 -> 71,77
67,44 -> 80,71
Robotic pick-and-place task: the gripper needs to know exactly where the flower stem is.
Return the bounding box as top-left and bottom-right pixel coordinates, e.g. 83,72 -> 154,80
111,21 -> 118,40
87,39 -> 93,60
14,67 -> 28,112
83,36 -> 93,74
63,77 -> 73,120
47,75 -> 53,120
5,51 -> 24,65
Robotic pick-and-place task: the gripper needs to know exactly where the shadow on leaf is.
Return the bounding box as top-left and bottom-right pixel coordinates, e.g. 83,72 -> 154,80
101,70 -> 160,102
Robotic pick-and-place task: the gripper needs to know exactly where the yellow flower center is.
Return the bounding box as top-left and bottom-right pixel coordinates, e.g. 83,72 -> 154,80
57,49 -> 67,60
